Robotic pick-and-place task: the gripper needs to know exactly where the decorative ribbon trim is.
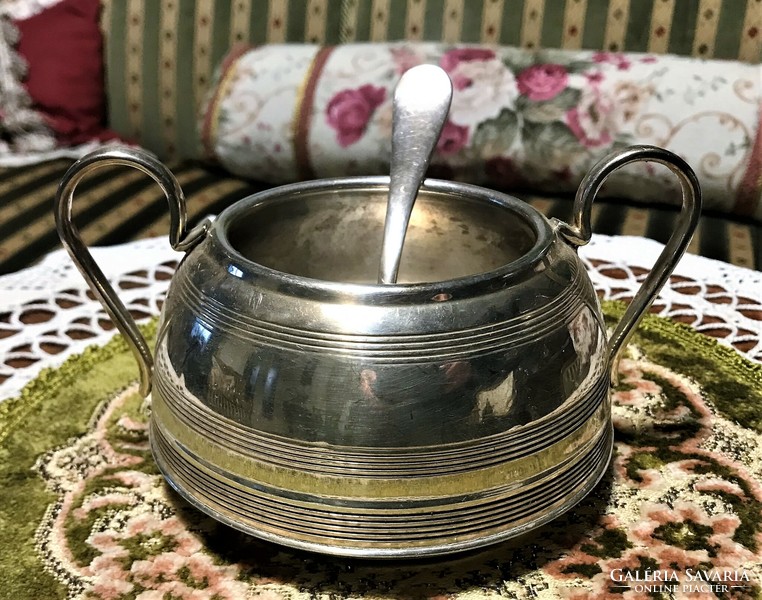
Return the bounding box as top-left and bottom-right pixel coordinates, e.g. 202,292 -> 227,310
292,46 -> 334,181
734,103 -> 762,218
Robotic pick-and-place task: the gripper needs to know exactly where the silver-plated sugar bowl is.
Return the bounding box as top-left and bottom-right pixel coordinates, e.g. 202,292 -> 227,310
55,144 -> 700,558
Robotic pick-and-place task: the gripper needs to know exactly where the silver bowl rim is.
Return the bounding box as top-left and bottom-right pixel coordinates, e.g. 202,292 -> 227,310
212,176 -> 555,299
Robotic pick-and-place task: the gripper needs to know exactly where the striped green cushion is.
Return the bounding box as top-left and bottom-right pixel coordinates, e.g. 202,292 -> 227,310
0,160 -> 758,275
0,161 -> 267,275
101,0 -> 761,161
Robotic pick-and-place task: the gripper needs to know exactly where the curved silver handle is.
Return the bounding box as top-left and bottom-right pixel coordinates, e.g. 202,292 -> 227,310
556,145 -> 702,384
54,147 -> 212,397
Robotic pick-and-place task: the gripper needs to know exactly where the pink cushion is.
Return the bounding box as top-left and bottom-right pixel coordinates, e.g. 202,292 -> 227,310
15,0 -> 110,145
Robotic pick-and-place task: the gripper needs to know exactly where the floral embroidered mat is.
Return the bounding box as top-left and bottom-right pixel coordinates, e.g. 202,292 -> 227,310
1,302 -> 761,600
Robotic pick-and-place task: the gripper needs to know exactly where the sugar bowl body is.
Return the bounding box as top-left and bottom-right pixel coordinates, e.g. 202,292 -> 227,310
56,146 -> 700,557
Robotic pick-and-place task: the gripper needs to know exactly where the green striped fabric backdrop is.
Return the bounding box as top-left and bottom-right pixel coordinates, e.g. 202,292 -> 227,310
101,0 -> 762,160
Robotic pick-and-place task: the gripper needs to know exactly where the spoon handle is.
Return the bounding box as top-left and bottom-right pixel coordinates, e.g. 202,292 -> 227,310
378,65 -> 453,284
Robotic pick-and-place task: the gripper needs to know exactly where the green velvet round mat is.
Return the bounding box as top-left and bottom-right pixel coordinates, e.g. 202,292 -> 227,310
1,302 -> 761,599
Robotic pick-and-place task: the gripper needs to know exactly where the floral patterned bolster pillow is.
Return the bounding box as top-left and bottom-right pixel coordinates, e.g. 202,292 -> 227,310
200,43 -> 762,220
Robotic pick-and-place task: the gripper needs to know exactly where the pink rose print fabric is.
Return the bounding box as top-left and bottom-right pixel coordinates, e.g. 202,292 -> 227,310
203,43 -> 762,219
437,120 -> 469,155
516,64 -> 569,101
326,84 -> 385,147
566,87 -> 616,148
439,47 -> 496,72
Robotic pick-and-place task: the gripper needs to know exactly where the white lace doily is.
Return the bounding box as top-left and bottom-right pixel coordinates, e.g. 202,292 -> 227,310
1,235 -> 760,402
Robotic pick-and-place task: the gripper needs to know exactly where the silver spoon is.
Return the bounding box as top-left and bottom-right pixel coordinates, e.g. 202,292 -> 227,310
377,64 -> 453,284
